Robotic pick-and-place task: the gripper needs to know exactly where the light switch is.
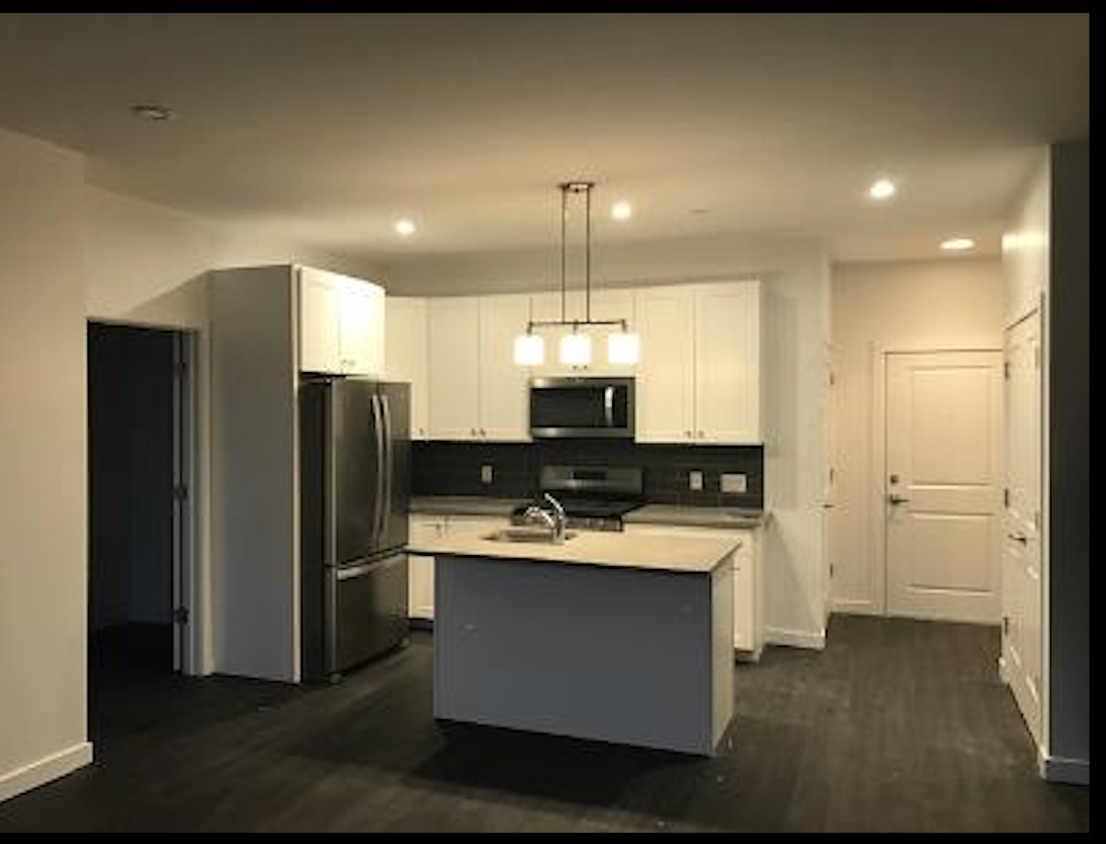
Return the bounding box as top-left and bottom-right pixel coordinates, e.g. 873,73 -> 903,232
721,473 -> 748,494
481,465 -> 494,485
689,471 -> 704,492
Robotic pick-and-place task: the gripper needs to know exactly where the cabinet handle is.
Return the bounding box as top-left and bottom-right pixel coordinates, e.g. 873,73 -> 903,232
698,431 -> 705,439
685,431 -> 693,439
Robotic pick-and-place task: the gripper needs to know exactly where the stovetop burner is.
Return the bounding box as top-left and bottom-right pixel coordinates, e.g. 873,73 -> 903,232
513,465 -> 646,532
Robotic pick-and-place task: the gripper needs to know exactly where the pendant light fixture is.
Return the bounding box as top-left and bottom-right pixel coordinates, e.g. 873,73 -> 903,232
514,181 -> 640,368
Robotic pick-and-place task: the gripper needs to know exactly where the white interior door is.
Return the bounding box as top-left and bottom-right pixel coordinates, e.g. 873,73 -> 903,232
1003,314 -> 1043,743
885,351 -> 1004,623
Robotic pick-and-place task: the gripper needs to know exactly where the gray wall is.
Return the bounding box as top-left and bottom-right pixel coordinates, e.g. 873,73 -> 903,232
413,441 -> 764,509
1048,139 -> 1089,767
88,325 -> 176,631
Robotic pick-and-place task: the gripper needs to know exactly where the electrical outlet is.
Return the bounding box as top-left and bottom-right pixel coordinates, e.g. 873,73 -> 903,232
689,471 -> 704,492
480,465 -> 494,485
721,473 -> 748,494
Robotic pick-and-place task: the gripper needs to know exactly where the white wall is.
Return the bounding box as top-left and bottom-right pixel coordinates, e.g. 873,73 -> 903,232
385,233 -> 833,648
1004,151 -> 1051,327
82,185 -> 380,675
829,258 -> 1005,615
0,128 -> 92,801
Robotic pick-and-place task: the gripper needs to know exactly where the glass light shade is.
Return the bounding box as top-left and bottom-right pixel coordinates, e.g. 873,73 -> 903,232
607,331 -> 641,365
514,333 -> 545,367
559,332 -> 593,367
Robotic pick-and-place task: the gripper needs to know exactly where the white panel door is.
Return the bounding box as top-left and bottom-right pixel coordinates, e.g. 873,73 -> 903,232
1003,314 -> 1043,743
385,298 -> 430,439
338,277 -> 385,377
694,281 -> 762,444
428,299 -> 481,441
298,268 -> 341,373
886,351 -> 1004,623
636,286 -> 696,443
478,295 -> 532,441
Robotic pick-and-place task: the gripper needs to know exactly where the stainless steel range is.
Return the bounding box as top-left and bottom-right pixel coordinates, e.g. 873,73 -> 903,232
514,466 -> 645,532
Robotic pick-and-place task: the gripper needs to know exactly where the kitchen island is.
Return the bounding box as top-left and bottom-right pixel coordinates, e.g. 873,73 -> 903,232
409,531 -> 738,757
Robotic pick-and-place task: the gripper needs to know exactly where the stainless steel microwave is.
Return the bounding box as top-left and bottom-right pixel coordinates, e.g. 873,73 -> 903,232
530,378 -> 635,439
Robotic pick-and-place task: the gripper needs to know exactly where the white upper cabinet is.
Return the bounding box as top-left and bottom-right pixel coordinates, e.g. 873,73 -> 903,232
637,281 -> 763,445
427,295 -> 532,442
298,267 -> 384,377
385,297 -> 430,440
478,295 -> 533,441
695,282 -> 762,444
428,298 -> 481,441
530,289 -> 637,377
299,268 -> 342,374
636,286 -> 697,443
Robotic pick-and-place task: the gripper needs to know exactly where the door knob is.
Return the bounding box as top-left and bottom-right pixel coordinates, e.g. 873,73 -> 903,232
888,494 -> 911,505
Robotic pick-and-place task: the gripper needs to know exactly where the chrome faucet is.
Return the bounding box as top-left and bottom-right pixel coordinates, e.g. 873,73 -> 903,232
521,494 -> 568,544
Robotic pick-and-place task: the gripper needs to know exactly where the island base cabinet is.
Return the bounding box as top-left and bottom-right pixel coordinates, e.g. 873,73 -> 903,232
434,555 -> 734,756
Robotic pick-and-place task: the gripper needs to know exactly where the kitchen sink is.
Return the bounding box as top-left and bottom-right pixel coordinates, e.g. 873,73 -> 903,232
482,528 -> 578,544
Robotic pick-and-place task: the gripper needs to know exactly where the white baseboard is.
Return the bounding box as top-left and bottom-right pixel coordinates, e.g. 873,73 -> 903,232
1038,749 -> 1090,786
0,742 -> 94,804
765,626 -> 826,651
829,600 -> 881,617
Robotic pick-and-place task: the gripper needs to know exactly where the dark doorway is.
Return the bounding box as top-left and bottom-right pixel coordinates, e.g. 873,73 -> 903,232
88,324 -> 181,695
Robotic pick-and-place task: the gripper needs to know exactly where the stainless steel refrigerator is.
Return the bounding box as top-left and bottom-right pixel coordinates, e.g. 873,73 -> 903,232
300,378 -> 411,682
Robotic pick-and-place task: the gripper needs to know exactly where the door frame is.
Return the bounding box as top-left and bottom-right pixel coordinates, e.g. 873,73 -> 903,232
88,321 -> 201,676
869,341 -> 1003,616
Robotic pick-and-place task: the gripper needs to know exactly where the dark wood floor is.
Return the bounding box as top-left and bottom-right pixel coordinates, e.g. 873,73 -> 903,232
0,617 -> 1089,833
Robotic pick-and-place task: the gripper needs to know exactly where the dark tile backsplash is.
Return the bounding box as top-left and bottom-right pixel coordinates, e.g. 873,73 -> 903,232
412,440 -> 764,509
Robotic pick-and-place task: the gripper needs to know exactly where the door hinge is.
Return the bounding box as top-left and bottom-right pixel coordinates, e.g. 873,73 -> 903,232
1034,348 -> 1042,369
829,564 -> 835,579
174,361 -> 189,380
1004,488 -> 1011,508
173,607 -> 190,626
1003,615 -> 1010,636
173,484 -> 189,503
1035,511 -> 1042,532
1004,361 -> 1011,380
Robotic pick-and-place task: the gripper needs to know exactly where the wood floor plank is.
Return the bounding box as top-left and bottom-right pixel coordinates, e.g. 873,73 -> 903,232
0,617 -> 1089,833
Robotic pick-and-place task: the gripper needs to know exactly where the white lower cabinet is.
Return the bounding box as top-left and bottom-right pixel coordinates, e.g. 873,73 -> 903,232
408,514 -> 510,621
624,523 -> 763,660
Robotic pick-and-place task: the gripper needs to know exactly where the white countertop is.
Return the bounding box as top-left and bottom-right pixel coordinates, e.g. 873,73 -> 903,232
409,531 -> 739,575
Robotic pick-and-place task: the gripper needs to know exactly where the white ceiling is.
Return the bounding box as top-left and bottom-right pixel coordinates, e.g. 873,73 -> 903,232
0,13 -> 1089,263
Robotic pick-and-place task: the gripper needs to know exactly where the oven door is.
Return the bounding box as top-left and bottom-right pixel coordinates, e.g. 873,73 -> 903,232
530,378 -> 635,439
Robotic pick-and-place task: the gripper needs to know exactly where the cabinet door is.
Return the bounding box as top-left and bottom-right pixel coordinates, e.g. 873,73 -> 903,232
636,286 -> 696,443
530,289 -> 636,376
732,530 -> 755,651
385,298 -> 430,440
408,554 -> 436,620
339,278 -> 385,377
299,268 -> 341,373
428,298 -> 481,440
694,281 -> 762,444
478,295 -> 532,442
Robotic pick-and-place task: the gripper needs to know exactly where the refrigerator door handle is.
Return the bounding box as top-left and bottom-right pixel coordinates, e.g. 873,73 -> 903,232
381,392 -> 394,542
370,393 -> 386,548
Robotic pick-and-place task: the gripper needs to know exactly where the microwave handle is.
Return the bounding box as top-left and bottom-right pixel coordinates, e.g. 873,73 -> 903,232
604,386 -> 615,429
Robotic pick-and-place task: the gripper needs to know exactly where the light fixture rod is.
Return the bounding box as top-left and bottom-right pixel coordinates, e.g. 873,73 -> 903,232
560,184 -> 568,323
526,318 -> 629,330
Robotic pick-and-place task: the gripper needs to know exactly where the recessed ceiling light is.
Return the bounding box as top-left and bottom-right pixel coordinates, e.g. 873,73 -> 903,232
395,219 -> 417,237
940,237 -> 976,252
611,201 -> 633,222
130,104 -> 177,122
868,178 -> 897,201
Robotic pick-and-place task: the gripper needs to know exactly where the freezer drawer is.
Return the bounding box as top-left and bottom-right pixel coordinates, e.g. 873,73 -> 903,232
304,552 -> 409,682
